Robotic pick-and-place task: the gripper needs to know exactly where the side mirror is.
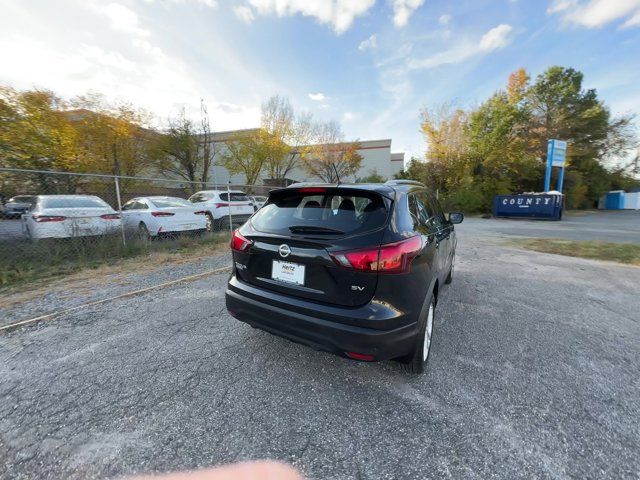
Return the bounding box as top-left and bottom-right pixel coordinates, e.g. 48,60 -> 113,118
449,212 -> 464,224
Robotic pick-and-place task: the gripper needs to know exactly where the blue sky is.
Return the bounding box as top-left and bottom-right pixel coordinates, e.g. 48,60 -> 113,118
2,0 -> 640,159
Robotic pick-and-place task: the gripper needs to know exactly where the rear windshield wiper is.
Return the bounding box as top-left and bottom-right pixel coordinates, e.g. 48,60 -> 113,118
288,225 -> 345,235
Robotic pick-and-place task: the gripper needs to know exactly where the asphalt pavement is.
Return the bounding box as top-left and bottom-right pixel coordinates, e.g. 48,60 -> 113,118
468,210 -> 640,244
1,221 -> 639,479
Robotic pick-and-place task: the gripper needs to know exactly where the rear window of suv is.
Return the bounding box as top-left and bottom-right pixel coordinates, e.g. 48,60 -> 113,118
219,193 -> 249,202
250,189 -> 388,236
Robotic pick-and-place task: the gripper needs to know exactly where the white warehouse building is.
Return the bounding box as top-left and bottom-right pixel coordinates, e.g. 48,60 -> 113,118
205,129 -> 406,185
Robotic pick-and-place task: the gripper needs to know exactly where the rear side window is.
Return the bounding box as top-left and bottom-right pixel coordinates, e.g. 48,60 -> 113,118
251,190 -> 388,236
150,198 -> 191,208
220,193 -> 249,202
189,192 -> 215,203
42,197 -> 108,209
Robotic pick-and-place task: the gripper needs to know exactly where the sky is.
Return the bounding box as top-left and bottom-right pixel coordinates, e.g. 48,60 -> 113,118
1,0 -> 640,160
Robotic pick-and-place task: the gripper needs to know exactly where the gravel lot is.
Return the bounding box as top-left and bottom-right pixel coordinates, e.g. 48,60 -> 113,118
1,221 -> 639,479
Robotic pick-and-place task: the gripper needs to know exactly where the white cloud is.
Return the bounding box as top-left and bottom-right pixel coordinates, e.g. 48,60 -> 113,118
479,24 -> 514,51
308,92 -> 327,101
343,111 -> 360,121
233,4 -> 255,23
358,34 -> 377,51
391,0 -> 425,27
408,24 -> 514,70
547,0 -> 640,29
91,2 -> 150,37
622,9 -> 640,27
144,0 -> 218,6
438,14 -> 452,25
242,0 -> 375,34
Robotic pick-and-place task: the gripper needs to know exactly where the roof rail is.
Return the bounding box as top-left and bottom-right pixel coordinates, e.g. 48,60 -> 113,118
384,179 -> 425,186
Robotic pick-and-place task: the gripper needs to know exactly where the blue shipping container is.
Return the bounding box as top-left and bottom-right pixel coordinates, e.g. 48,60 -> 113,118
605,191 -> 625,210
493,194 -> 563,220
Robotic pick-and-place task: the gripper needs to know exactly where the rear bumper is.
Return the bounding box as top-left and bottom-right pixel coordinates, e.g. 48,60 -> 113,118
225,275 -> 418,361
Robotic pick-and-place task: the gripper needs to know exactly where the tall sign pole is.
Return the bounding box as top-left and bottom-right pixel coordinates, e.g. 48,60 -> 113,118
544,139 -> 567,193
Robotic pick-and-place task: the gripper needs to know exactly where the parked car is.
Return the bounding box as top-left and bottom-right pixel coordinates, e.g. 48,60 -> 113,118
22,195 -> 122,240
188,190 -> 254,230
249,195 -> 268,212
4,195 -> 36,219
225,180 -> 463,374
121,196 -> 207,239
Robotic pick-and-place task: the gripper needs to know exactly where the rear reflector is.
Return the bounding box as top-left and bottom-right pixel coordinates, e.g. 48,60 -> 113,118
345,352 -> 375,362
100,214 -> 121,220
33,215 -> 66,222
151,212 -> 175,217
230,229 -> 253,252
330,236 -> 423,274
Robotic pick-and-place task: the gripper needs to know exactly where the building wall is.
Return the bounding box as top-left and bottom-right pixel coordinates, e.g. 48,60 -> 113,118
204,138 -> 404,185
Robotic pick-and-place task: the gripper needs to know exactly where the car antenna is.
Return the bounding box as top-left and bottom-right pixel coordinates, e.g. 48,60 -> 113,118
332,163 -> 341,185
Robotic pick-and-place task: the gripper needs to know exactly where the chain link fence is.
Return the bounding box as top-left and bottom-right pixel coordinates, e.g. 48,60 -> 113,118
0,167 -> 275,288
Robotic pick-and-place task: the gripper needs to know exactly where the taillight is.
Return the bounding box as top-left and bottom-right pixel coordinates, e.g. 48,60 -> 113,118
214,202 -> 229,208
100,213 -> 121,220
330,236 -> 423,274
230,229 -> 253,252
151,212 -> 175,217
33,215 -> 66,222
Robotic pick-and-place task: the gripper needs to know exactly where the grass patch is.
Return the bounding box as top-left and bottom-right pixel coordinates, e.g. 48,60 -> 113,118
0,232 -> 229,290
512,238 -> 640,266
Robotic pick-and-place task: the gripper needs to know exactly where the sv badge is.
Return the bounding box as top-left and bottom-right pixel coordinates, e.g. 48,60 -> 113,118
351,285 -> 365,291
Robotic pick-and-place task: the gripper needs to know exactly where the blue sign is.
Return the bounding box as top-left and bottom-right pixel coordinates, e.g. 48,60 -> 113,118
544,139 -> 568,192
550,140 -> 567,167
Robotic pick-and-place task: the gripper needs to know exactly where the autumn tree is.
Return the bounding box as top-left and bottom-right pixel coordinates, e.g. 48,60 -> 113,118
0,87 -> 81,172
260,95 -> 315,181
302,121 -> 362,183
151,102 -> 217,189
70,94 -> 154,177
218,129 -> 268,188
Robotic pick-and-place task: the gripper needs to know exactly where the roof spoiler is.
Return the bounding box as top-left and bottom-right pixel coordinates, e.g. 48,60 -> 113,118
384,180 -> 425,187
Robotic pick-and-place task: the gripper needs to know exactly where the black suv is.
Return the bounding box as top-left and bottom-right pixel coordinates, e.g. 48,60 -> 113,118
225,181 -> 463,373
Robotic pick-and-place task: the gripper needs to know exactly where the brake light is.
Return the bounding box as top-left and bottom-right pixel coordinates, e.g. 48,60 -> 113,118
298,187 -> 326,193
214,202 -> 229,208
230,229 -> 253,252
151,212 -> 175,217
33,215 -> 66,222
100,213 -> 121,220
330,236 -> 422,274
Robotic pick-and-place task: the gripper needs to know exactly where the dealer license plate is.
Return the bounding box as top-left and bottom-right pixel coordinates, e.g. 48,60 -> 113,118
271,260 -> 305,286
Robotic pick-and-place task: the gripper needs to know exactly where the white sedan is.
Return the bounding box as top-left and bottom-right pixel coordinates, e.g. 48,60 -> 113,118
22,195 -> 122,240
121,196 -> 208,239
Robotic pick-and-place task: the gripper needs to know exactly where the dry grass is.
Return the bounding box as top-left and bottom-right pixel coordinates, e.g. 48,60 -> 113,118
512,238 -> 640,266
0,232 -> 229,295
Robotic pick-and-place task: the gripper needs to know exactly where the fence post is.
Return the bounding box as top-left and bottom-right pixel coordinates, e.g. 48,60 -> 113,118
227,181 -> 234,236
114,176 -> 126,246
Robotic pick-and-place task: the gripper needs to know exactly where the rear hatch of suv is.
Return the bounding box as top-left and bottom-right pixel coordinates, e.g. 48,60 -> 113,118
232,186 -> 393,307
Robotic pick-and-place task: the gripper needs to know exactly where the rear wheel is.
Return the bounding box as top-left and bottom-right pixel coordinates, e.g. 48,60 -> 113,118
138,223 -> 150,242
401,297 -> 435,374
204,213 -> 214,232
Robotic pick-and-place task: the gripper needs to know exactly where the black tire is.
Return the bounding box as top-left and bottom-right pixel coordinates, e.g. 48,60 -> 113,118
138,223 -> 150,242
204,213 -> 215,232
401,296 -> 436,374
445,253 -> 454,284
